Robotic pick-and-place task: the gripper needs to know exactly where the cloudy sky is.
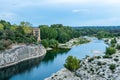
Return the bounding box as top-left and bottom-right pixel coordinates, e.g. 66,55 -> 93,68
0,0 -> 120,26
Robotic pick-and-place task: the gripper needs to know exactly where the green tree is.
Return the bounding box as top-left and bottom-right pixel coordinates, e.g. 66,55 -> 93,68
20,21 -> 32,34
49,39 -> 58,48
0,20 -> 11,30
10,24 -> 17,31
64,56 -> 80,71
106,47 -> 116,55
0,23 -> 4,30
41,39 -> 49,48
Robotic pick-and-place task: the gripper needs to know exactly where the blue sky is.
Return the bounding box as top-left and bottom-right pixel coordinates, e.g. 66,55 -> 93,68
0,0 -> 120,26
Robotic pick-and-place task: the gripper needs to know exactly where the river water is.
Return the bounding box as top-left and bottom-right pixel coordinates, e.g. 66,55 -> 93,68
0,38 -> 108,80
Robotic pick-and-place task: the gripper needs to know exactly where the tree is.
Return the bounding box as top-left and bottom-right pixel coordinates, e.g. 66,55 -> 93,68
41,39 -> 49,48
0,20 -> 11,30
51,24 -> 63,28
58,31 -> 70,43
20,21 -> 32,34
49,39 -> 58,48
64,56 -> 80,71
105,47 -> 116,55
0,23 -> 4,30
10,24 -> 17,31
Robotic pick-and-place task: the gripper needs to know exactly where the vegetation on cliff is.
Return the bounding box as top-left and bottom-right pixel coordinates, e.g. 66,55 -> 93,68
0,20 -> 37,50
64,56 -> 80,71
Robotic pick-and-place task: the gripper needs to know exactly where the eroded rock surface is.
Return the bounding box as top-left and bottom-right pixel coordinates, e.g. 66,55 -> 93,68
0,45 -> 46,68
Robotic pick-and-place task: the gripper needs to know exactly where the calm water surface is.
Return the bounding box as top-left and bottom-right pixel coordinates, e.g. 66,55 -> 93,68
0,38 -> 107,80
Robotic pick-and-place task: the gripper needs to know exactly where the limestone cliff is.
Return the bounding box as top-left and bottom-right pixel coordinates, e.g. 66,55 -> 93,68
0,45 -> 46,68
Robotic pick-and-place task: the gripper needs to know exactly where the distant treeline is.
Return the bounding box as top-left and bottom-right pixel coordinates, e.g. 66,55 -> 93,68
72,26 -> 120,39
0,20 -> 119,50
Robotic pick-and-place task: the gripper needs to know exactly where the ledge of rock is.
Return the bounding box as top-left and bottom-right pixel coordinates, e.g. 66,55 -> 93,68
45,68 -> 81,80
0,44 -> 46,69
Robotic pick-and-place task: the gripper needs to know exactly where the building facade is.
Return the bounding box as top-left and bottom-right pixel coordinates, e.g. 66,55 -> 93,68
33,28 -> 41,42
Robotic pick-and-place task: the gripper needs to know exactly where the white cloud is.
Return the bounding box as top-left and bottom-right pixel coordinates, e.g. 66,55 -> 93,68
72,9 -> 80,13
72,9 -> 89,13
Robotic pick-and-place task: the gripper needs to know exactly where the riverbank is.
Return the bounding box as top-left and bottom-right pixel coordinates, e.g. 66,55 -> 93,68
58,37 -> 90,49
45,50 -> 120,80
0,44 -> 46,69
45,68 -> 81,80
45,37 -> 120,80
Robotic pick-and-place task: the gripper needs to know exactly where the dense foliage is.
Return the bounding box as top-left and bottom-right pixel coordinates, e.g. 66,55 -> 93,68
39,24 -> 79,43
64,56 -> 80,71
72,27 -> 120,39
41,39 -> 58,48
0,20 -> 37,50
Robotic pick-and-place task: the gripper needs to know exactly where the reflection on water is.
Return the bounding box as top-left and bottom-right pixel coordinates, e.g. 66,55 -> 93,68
0,56 -> 44,80
42,49 -> 69,63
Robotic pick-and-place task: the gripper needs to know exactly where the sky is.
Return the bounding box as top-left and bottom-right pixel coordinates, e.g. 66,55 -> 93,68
0,0 -> 120,26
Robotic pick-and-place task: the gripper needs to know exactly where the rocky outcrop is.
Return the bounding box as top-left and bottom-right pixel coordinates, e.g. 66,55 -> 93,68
76,52 -> 120,80
45,68 -> 81,80
45,52 -> 120,80
0,44 -> 46,69
58,37 -> 90,49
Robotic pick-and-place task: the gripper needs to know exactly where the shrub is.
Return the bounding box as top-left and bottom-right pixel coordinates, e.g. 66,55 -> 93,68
0,39 -> 12,50
109,64 -> 116,72
105,47 -> 116,55
64,56 -> 80,71
114,58 -> 119,62
97,61 -> 102,66
0,44 -> 5,50
116,44 -> 120,50
88,58 -> 94,62
3,39 -> 12,48
103,55 -> 112,58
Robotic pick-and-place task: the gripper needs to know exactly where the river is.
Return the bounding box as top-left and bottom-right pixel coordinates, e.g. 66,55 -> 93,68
0,38 -> 108,80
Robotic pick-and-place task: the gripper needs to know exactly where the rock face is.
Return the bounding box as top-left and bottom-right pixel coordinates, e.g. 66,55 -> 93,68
76,52 -> 120,80
45,68 -> 81,80
0,45 -> 46,68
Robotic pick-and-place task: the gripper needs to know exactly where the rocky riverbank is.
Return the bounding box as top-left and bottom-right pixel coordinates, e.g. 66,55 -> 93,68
0,44 -> 46,69
58,37 -> 90,49
45,37 -> 120,80
45,68 -> 81,80
45,51 -> 120,80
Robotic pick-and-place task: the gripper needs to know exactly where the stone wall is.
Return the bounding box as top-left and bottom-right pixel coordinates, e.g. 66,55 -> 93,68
0,45 -> 46,68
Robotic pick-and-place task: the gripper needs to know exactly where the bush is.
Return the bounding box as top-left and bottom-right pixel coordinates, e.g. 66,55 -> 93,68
103,55 -> 112,58
105,47 -> 116,55
97,61 -> 102,66
109,64 -> 116,72
0,39 -> 12,50
88,58 -> 94,62
0,44 -> 5,50
114,58 -> 119,62
116,44 -> 120,50
64,56 -> 80,71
